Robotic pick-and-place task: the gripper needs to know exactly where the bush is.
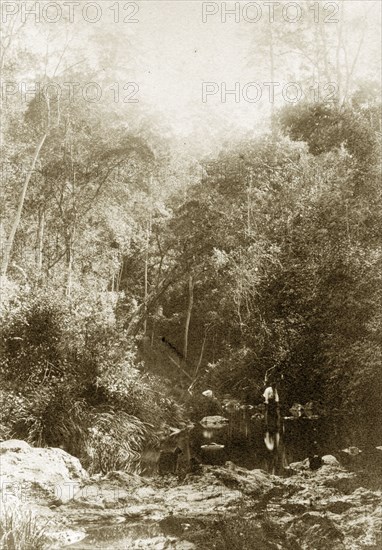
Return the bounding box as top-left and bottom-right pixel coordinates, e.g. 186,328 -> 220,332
88,411 -> 147,474
0,288 -> 185,473
0,504 -> 49,550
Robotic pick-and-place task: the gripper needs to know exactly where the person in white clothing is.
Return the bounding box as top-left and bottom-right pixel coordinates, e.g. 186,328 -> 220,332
263,385 -> 279,404
263,381 -> 280,423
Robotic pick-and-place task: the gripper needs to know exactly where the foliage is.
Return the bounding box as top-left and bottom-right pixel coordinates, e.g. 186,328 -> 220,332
0,288 -> 184,473
141,101 -> 382,418
87,411 -> 147,474
0,1 -> 380,468
0,504 -> 50,550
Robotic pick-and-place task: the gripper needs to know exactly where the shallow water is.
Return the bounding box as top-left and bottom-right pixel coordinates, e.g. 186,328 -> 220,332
69,413 -> 382,548
144,412 -> 382,488
68,519 -> 162,549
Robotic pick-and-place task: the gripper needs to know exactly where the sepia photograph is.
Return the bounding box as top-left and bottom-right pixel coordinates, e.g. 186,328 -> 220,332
0,0 -> 381,548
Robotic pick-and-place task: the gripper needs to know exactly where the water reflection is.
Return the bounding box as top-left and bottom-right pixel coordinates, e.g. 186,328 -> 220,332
141,413 -> 382,488
262,429 -> 286,475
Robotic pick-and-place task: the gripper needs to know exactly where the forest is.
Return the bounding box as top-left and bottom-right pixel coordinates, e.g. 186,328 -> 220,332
1,1 -> 381,479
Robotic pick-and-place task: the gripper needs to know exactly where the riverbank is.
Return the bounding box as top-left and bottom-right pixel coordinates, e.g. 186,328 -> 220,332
1,440 -> 381,549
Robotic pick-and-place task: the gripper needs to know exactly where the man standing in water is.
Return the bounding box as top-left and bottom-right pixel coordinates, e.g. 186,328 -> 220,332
263,381 -> 280,425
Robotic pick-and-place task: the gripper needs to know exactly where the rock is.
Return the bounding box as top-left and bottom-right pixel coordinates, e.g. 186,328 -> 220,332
200,443 -> 225,451
44,527 -> 86,548
289,403 -> 303,417
322,455 -> 340,467
1,440 -> 380,550
251,412 -> 264,420
287,512 -> 346,549
201,390 -> 214,398
222,400 -> 241,413
342,446 -> 362,456
105,470 -> 145,488
208,464 -> 274,497
322,473 -> 360,494
0,439 -> 32,452
289,458 -> 310,471
199,416 -> 228,427
376,446 -> 382,451
0,439 -> 88,505
241,404 -> 254,410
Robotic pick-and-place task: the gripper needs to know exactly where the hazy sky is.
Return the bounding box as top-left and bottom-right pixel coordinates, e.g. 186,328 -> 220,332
15,0 -> 382,149
123,0 -> 381,138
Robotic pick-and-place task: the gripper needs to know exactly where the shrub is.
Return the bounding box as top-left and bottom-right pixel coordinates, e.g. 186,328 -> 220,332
87,411 -> 147,474
0,289 -> 185,473
0,504 -> 49,550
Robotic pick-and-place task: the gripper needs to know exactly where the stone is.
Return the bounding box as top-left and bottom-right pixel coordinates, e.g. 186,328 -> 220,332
342,446 -> 362,456
0,439 -> 31,453
322,455 -> 340,467
0,439 -> 88,505
199,416 -> 228,427
289,458 -> 310,471
1,439 -> 381,550
287,512 -> 346,549
289,403 -> 304,417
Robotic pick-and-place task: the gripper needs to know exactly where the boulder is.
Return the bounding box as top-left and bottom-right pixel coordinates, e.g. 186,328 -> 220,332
222,400 -> 241,413
0,439 -> 88,505
289,403 -> 303,417
208,463 -> 274,497
322,455 -> 340,467
0,439 -> 32,452
287,512 -> 346,549
341,446 -> 362,456
289,458 -> 310,471
199,416 -> 228,427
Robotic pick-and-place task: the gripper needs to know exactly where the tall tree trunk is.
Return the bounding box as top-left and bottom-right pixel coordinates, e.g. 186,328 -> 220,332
194,328 -> 207,380
319,20 -> 332,83
66,245 -> 73,297
143,213 -> 152,336
116,258 -> 123,292
1,134 -> 47,277
66,230 -> 75,297
183,274 -> 194,360
36,210 -> 45,274
247,171 -> 252,235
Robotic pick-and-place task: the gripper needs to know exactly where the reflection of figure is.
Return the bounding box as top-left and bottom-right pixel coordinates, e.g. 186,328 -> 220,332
264,430 -> 280,451
202,429 -> 214,440
263,428 -> 286,475
263,381 -> 280,425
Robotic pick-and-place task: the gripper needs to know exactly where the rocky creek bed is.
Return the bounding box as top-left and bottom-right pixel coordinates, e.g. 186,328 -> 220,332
1,439 -> 381,549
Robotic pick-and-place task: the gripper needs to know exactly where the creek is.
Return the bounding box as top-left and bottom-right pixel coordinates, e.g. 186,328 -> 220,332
142,411 -> 382,489
68,412 -> 382,548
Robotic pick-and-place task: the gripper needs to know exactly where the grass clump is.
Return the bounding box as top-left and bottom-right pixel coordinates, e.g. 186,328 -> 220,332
0,504 -> 49,550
